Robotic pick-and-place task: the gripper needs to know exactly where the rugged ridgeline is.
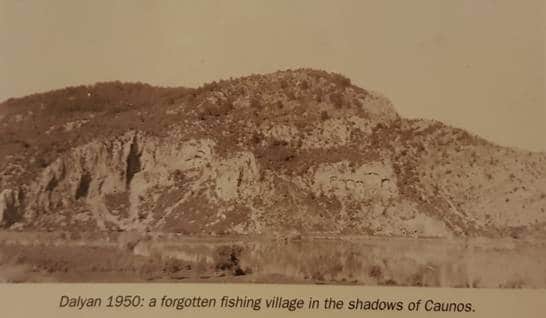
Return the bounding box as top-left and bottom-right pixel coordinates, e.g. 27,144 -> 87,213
0,69 -> 545,238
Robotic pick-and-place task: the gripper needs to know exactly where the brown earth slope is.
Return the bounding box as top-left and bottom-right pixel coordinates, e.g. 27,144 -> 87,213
0,69 -> 545,238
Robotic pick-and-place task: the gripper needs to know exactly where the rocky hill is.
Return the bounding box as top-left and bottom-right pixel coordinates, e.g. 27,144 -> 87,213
1,69 -> 545,238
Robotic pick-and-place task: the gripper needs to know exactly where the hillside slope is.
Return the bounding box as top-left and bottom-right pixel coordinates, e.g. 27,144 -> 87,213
1,69 -> 545,238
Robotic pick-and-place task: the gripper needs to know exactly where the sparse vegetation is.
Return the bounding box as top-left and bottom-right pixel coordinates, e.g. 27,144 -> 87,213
1,68 -> 545,286
329,92 -> 344,108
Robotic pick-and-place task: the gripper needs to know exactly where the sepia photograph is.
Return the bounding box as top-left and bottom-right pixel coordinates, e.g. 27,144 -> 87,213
0,0 -> 545,288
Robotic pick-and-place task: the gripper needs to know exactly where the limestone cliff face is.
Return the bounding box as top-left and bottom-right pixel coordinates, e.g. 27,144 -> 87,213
0,69 -> 545,238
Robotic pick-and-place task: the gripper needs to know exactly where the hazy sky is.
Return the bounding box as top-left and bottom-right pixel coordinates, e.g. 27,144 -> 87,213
1,0 -> 544,151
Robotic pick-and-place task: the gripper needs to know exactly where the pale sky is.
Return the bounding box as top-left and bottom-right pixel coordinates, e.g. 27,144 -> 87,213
1,0 -> 544,151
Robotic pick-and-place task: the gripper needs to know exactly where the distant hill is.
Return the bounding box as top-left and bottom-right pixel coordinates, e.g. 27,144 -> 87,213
1,69 -> 545,238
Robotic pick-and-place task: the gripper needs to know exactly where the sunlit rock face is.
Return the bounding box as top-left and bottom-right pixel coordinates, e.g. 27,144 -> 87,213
1,69 -> 545,238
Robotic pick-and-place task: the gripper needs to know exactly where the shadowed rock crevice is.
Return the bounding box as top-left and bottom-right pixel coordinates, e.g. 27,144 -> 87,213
0,189 -> 24,227
45,176 -> 58,192
125,136 -> 142,189
75,173 -> 92,200
3,199 -> 20,227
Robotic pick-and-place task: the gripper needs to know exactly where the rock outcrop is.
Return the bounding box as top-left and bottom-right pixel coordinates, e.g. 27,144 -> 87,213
0,69 -> 545,238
